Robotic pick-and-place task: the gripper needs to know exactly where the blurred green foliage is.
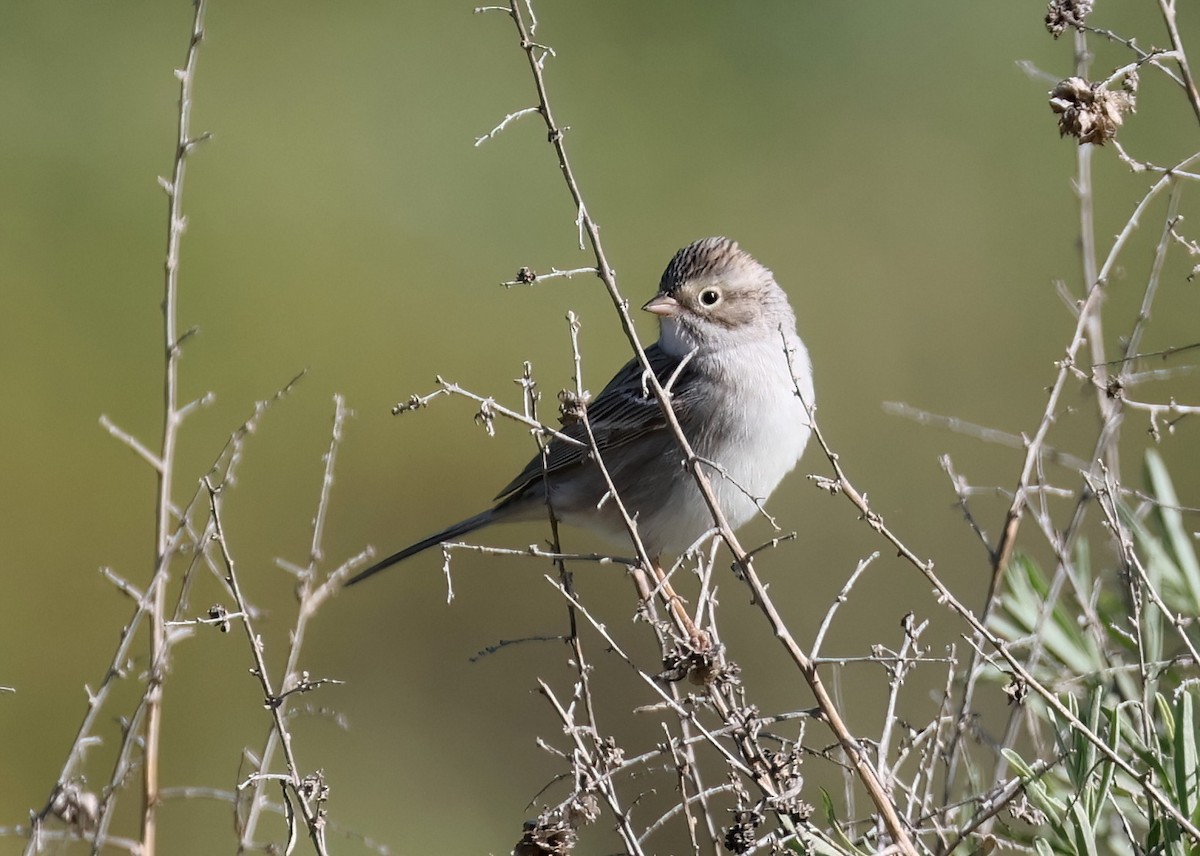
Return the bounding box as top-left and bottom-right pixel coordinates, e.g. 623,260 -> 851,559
996,451 -> 1200,854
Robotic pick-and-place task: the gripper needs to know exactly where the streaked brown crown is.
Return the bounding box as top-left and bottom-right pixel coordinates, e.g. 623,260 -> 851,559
657,237 -> 769,296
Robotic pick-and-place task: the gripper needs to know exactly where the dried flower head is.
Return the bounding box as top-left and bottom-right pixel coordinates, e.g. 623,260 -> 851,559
1010,794 -> 1049,826
514,822 -> 574,856
48,783 -> 100,834
658,640 -> 735,686
564,794 -> 600,827
724,809 -> 763,855
1045,0 -> 1093,38
1003,672 -> 1029,705
514,810 -> 578,856
1049,76 -> 1136,145
208,603 -> 231,632
557,388 -> 590,427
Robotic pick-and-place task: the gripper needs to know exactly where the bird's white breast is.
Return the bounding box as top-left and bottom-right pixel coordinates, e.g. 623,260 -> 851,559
692,332 -> 814,531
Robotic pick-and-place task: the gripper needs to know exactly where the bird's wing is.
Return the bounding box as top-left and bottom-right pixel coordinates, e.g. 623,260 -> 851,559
494,343 -> 700,500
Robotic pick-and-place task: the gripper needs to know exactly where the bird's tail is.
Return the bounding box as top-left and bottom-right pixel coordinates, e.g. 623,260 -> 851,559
346,508 -> 497,586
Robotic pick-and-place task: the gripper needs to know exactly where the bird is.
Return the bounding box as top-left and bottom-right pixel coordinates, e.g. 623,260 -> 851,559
347,236 -> 813,586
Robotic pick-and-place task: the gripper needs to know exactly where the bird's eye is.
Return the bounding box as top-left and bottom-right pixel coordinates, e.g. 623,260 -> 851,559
699,289 -> 721,307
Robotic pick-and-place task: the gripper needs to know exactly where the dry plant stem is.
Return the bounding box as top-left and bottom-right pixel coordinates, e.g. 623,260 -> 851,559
544,577 -> 761,780
407,377 -> 586,451
978,160 -> 1200,788
1159,0 -> 1200,126
21,534 -> 183,851
100,414 -> 165,471
22,832 -> 142,853
649,562 -> 704,645
563,313 -> 704,645
1073,30 -> 1107,397
961,31 -> 1200,805
520,362 -> 674,850
877,617 -> 925,796
914,653 -> 957,826
803,403 -> 1200,841
538,680 -> 647,856
22,382 -> 299,854
204,479 -> 330,856
1087,27 -> 1187,87
981,245 -> 1190,785
612,710 -> 813,776
240,397 -> 352,849
501,265 -> 598,287
440,540 -> 633,565
528,356 -> 608,789
955,33 -> 1111,789
1121,185 -> 1182,369
640,732 -> 728,853
547,577 -> 803,852
810,554 -> 878,660
144,2 -> 207,851
498,2 -> 917,850
883,402 -> 1090,472
935,759 -> 1054,855
990,153 -> 1198,582
1089,468 -> 1200,666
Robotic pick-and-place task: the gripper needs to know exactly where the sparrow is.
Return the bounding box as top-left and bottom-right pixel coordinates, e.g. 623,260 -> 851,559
348,236 -> 813,585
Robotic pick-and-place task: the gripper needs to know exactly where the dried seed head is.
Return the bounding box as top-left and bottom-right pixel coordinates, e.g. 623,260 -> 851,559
1003,673 -> 1029,705
658,641 -> 733,686
1045,0 -> 1093,38
1049,76 -> 1136,145
557,388 -> 590,426
514,812 -> 578,856
208,603 -> 231,632
724,809 -> 763,855
513,797 -> 599,856
49,783 -> 100,834
1010,794 -> 1049,826
474,398 -> 497,436
564,794 -> 600,827
296,770 -> 329,803
392,393 -> 425,415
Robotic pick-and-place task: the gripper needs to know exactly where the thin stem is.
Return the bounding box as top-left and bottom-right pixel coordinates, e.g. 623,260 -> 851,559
143,3 -> 206,852
503,3 -> 917,850
1158,0 -> 1200,126
206,480 -> 330,855
239,398 -> 350,850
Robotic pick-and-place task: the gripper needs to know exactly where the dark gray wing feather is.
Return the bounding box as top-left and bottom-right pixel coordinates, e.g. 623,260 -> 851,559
494,343 -> 698,500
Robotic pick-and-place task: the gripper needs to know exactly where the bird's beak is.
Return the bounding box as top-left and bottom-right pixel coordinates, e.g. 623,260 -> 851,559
642,294 -> 679,317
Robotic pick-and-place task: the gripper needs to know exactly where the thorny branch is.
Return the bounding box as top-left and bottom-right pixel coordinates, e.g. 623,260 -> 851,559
205,478 -> 331,856
488,0 -> 919,851
143,1 -> 210,851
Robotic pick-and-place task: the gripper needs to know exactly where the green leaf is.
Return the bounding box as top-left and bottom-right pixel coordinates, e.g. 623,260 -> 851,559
1070,688 -> 1103,816
795,825 -> 857,856
1092,702 -> 1119,826
818,790 -> 866,855
1174,690 -> 1197,821
1069,798 -> 1098,856
1146,449 -> 1200,612
1159,692 -> 1177,743
996,555 -> 1106,678
1002,748 -> 1066,816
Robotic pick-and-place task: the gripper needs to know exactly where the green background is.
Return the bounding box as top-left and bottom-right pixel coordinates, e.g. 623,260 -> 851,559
2,2 -> 1198,853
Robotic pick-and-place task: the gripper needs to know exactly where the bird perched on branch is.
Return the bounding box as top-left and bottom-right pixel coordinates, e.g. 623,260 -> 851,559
348,236 -> 813,586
